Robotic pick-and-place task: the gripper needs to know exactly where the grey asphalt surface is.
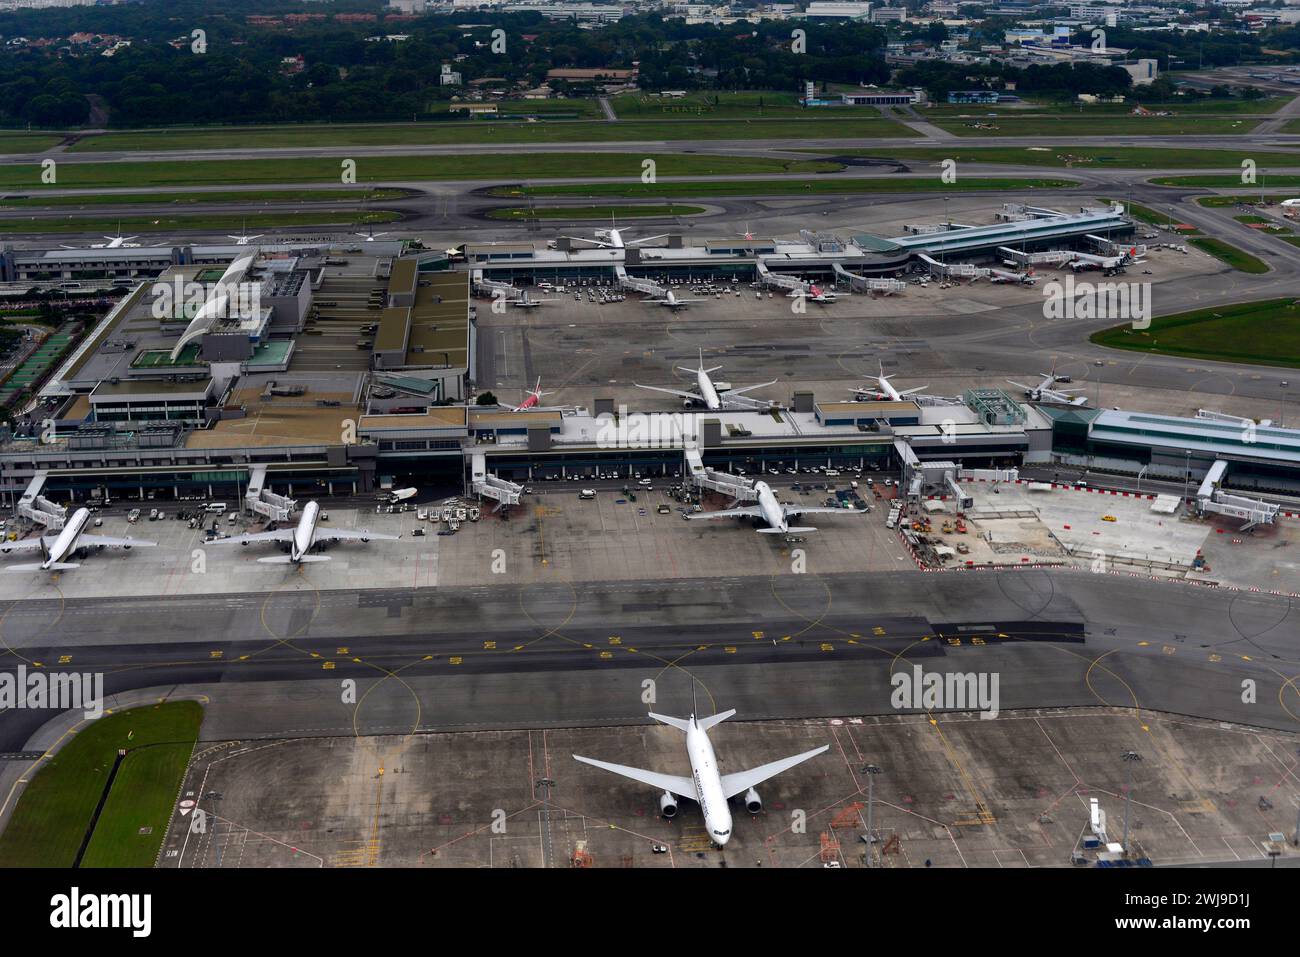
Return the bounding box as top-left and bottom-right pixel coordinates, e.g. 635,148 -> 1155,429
0,569 -> 1295,755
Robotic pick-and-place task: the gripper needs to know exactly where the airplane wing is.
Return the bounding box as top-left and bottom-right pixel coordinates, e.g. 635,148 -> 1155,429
1069,396 -> 1089,406
76,534 -> 156,548
897,386 -> 928,396
314,528 -> 400,543
719,745 -> 830,799
209,529 -> 296,546
634,383 -> 699,402
722,380 -> 777,398
786,506 -> 859,518
573,754 -> 694,797
687,506 -> 762,521
0,538 -> 48,552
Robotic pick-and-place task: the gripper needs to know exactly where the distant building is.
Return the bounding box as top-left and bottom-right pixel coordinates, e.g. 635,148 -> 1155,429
805,2 -> 873,20
1122,57 -> 1159,86
870,6 -> 906,21
439,63 -> 462,86
947,90 -> 1000,104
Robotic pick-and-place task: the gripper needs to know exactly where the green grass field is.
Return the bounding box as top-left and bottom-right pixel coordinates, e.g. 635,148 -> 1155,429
0,187 -> 409,208
932,116 -> 1260,137
489,176 -> 1076,199
0,210 -> 400,234
1090,298 -> 1300,367
1154,174 -> 1300,188
1099,198 -> 1197,231
0,133 -> 63,153
807,146 -> 1300,170
487,203 -> 705,220
1196,195 -> 1300,208
917,97 -> 1289,117
1186,236 -> 1270,273
71,115 -> 906,153
0,154 -> 838,191
0,701 -> 202,868
611,90 -> 807,117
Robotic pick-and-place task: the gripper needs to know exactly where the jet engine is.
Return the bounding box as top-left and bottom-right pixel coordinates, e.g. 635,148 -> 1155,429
659,791 -> 678,818
744,787 -> 762,814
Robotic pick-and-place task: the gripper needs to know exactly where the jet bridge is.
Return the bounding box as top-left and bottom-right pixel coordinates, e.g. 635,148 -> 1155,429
470,452 -> 523,509
1195,459 -> 1279,530
470,269 -> 520,300
17,471 -> 67,529
683,448 -> 755,500
243,465 -> 296,522
614,265 -> 666,298
832,263 -> 905,294
917,254 -> 989,280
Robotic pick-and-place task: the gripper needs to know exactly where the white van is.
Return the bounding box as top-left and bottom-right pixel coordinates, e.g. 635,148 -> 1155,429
825,469 -> 840,477
205,502 -> 227,513
637,478 -> 653,487
579,489 -> 596,500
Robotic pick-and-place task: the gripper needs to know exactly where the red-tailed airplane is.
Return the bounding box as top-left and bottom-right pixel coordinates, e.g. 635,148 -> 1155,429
510,377 -> 555,412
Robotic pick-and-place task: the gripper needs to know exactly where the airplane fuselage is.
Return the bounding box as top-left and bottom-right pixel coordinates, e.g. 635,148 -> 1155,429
685,721 -> 733,845
696,369 -> 721,410
754,482 -> 787,533
44,507 -> 91,569
291,501 -> 319,563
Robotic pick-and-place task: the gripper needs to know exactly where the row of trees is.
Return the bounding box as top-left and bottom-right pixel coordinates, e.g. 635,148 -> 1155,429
0,0 -> 1291,127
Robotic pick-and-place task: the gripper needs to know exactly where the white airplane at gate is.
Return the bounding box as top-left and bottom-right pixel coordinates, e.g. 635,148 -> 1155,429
641,289 -> 706,311
573,698 -> 828,847
2,507 -> 155,571
686,480 -> 860,534
211,500 -> 398,564
634,349 -> 775,411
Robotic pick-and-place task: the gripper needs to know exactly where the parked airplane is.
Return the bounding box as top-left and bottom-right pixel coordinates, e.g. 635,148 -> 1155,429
211,500 -> 398,564
570,225 -> 668,251
989,268 -> 1037,285
1007,373 -> 1088,406
510,377 -> 554,411
385,487 -> 418,503
354,226 -> 391,242
854,361 -> 928,402
573,695 -> 828,847
228,232 -> 264,246
501,289 -> 560,309
687,480 -> 861,534
1068,249 -> 1139,275
1,507 -> 155,571
634,349 -> 776,410
641,290 -> 707,311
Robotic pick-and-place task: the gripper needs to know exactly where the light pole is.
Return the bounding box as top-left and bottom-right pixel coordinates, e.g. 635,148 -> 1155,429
862,763 -> 882,868
1136,464 -> 1148,494
1121,750 -> 1142,857
1182,450 -> 1192,504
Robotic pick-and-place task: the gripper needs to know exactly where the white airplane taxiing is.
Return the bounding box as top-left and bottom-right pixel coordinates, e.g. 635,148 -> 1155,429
854,361 -> 928,401
1007,373 -> 1088,406
574,697 -> 828,847
1,507 -> 155,571
211,500 -> 398,564
634,349 -> 776,411
687,480 -> 860,534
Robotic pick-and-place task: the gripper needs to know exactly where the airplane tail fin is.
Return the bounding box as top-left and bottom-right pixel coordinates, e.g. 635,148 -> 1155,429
8,562 -> 78,571
648,712 -> 692,732
257,554 -> 331,564
696,708 -> 736,732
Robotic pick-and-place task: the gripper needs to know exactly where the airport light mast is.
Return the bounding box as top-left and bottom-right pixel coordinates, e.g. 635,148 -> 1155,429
861,763 -> 882,867
1121,750 -> 1142,857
